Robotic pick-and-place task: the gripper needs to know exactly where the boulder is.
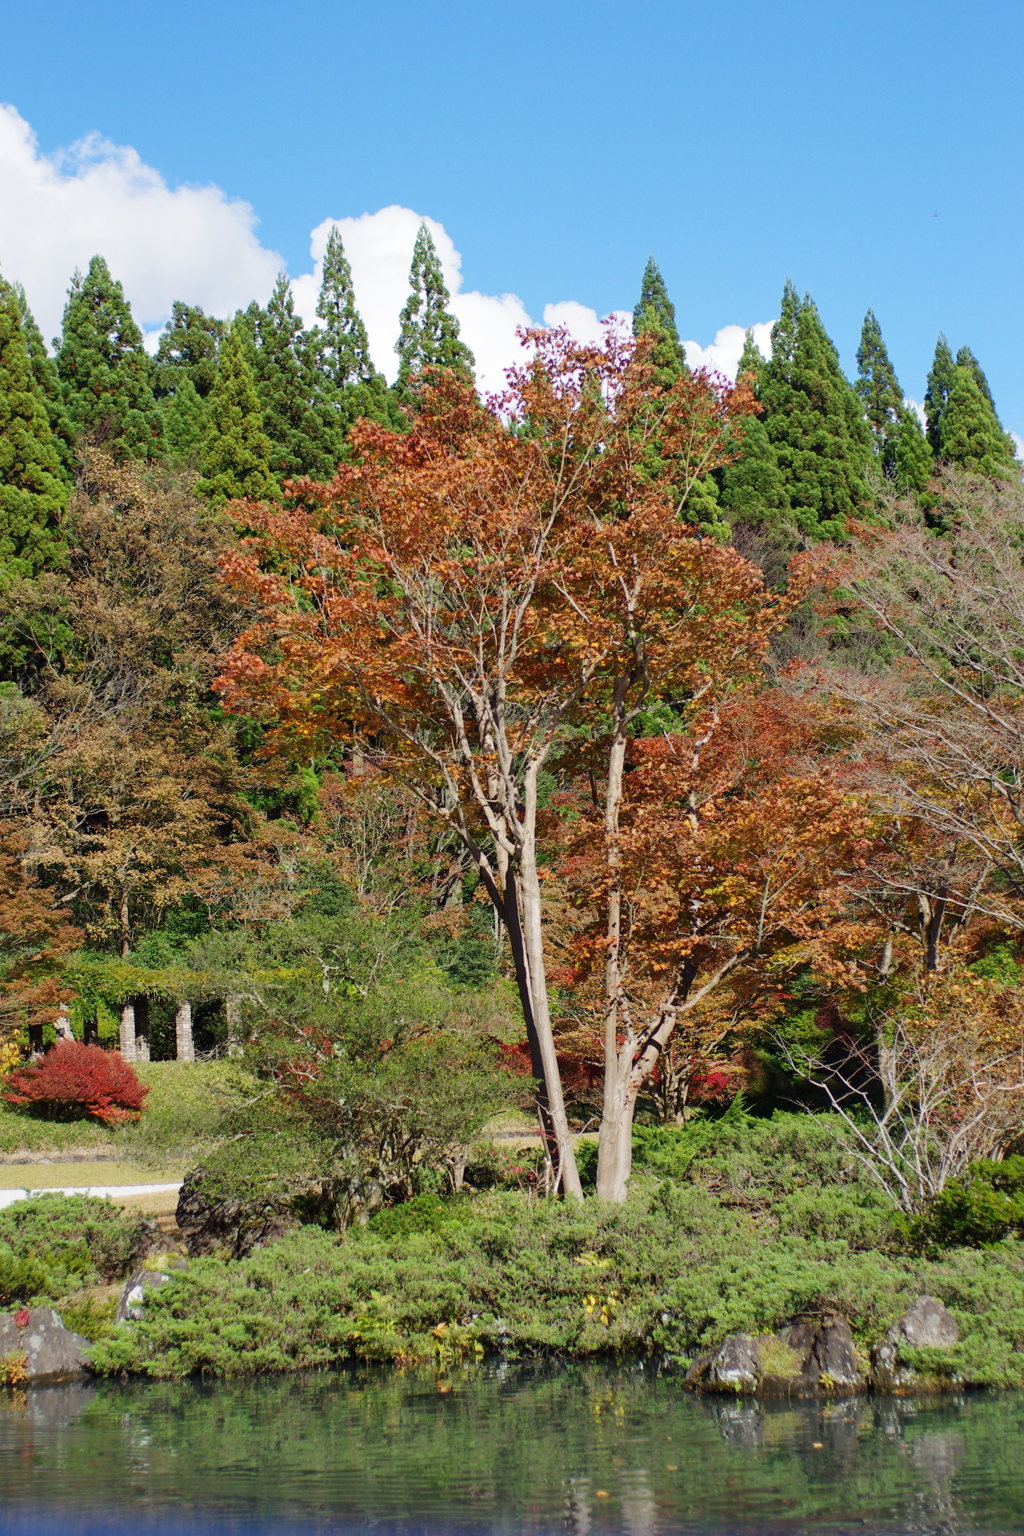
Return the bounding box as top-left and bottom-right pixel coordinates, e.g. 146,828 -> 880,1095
0,1308 -> 91,1382
116,1247 -> 189,1324
893,1295 -> 959,1349
871,1296 -> 959,1392
690,1315 -> 867,1396
176,1171 -> 302,1260
688,1334 -> 760,1393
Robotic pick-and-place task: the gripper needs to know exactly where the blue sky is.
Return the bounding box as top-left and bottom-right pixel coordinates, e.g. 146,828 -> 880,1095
2,0 -> 1022,429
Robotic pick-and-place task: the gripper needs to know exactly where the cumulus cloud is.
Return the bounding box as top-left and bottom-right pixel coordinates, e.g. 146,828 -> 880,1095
0,103 -> 282,346
1011,431 -> 1024,462
682,321 -> 775,380
541,301 -> 633,348
0,102 -> 779,400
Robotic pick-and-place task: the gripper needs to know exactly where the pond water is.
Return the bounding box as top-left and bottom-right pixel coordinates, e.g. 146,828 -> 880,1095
1,1364 -> 1023,1535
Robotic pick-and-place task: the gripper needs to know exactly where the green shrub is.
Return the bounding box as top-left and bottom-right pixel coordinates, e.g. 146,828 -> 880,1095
57,1293 -> 118,1341
910,1157 -> 1024,1249
0,1195 -> 142,1292
0,1245 -> 55,1304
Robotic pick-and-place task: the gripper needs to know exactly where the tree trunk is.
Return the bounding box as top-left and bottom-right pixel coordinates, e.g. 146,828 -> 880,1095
119,1001 -> 136,1061
175,1001 -> 195,1063
517,801 -> 583,1200
596,696 -> 632,1202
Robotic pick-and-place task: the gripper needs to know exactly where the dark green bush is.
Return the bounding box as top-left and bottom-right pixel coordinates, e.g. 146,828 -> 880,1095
911,1157 -> 1024,1249
0,1195 -> 143,1292
0,1245 -> 55,1304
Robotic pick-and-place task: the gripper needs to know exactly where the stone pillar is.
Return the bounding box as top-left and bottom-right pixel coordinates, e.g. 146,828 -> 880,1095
54,1008 -> 74,1042
119,1001 -> 136,1061
134,996 -> 151,1062
175,1000 -> 195,1063
225,994 -> 244,1058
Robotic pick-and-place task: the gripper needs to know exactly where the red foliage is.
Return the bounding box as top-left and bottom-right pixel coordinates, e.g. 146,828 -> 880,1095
2,1041 -> 149,1124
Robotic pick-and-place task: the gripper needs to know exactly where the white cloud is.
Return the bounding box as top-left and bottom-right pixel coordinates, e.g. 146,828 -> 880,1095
682,321 -> 775,380
0,102 -> 780,404
1011,431 -> 1024,462
904,397 -> 928,428
0,103 -> 282,347
541,300 -> 632,348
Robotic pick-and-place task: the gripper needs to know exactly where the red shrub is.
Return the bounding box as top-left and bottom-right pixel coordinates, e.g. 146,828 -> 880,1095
2,1041 -> 149,1124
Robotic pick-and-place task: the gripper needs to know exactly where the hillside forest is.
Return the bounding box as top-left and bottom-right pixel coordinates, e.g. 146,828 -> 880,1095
2,225 -> 1024,1212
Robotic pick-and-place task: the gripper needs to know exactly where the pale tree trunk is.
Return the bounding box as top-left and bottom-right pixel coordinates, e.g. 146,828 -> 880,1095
596,697 -> 633,1202
175,1001 -> 195,1062
518,790 -> 583,1199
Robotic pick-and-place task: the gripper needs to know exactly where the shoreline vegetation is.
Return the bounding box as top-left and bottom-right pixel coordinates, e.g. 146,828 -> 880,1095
3,1095 -> 1024,1392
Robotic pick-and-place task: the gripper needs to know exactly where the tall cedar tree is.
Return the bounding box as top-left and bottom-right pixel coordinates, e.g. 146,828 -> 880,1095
631,258 -> 722,532
252,275 -> 343,484
394,224 -> 475,403
855,309 -> 905,479
924,334 -> 956,453
718,330 -> 790,525
939,367 -> 1019,478
759,282 -> 871,538
14,287 -> 75,484
955,345 -> 997,412
0,276 -> 68,582
894,406 -> 934,492
162,378 -> 208,467
315,227 -> 398,434
632,256 -> 688,388
153,303 -> 225,398
196,323 -> 277,505
55,257 -> 162,458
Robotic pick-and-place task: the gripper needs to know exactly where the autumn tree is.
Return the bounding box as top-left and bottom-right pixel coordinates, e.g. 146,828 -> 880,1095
827,470 -> 1024,958
215,327 -> 773,1196
0,823 -> 81,1053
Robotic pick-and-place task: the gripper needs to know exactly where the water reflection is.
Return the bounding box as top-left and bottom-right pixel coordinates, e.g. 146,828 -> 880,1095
1,1365 -> 1022,1535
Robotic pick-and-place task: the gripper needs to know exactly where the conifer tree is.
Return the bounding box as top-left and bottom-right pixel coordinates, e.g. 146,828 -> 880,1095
629,258 -> 722,529
924,334 -> 956,453
163,378 -> 208,467
314,226 -> 397,434
856,309 -> 905,478
757,284 -> 871,538
939,366 -> 1019,478
717,332 -> 790,526
955,345 -> 997,413
196,323 -> 277,505
317,226 -> 376,390
395,224 -> 474,401
0,276 -> 68,581
632,256 -> 687,388
55,256 -> 162,458
892,406 -> 933,492
250,274 -> 344,483
13,285 -> 75,483
153,302 -> 224,398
